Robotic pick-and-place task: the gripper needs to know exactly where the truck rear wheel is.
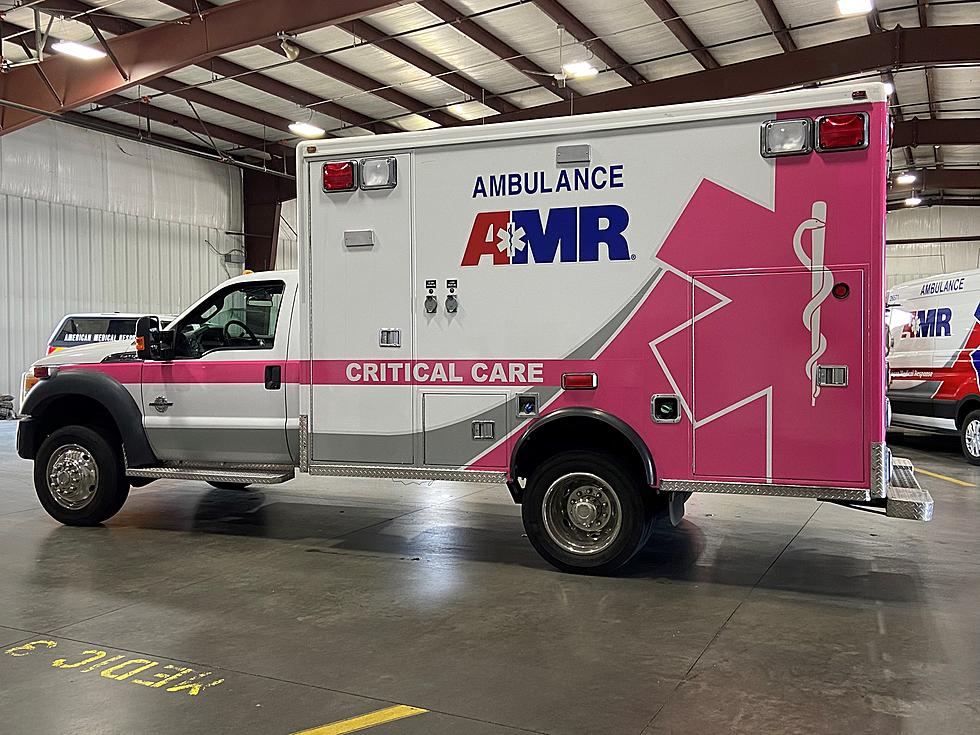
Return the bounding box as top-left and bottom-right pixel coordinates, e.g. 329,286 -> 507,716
961,410 -> 980,465
522,450 -> 650,574
34,425 -> 130,526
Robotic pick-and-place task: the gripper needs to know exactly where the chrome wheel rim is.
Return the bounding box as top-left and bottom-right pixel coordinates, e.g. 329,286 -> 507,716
967,420 -> 980,457
46,444 -> 99,510
542,472 -> 622,556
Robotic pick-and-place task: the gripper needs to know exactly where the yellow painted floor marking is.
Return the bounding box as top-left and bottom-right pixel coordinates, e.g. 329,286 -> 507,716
915,467 -> 976,488
291,705 -> 427,735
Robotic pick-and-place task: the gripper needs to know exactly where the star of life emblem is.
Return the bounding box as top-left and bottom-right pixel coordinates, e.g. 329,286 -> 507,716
490,221 -> 527,258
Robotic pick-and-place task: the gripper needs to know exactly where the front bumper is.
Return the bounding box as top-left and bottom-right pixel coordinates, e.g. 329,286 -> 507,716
15,417 -> 38,460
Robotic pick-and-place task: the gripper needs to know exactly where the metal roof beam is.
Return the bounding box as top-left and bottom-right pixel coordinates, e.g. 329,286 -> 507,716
893,118 -> 980,148
98,94 -> 294,159
642,0 -> 719,70
753,0 -> 797,53
477,25 -> 980,123
257,38 -> 458,128
891,168 -> 980,191
155,0 -> 457,126
866,10 -> 913,168
340,18 -> 518,114
532,0 -> 647,86
418,0 -> 573,101
0,0 -> 400,135
29,0 -> 397,135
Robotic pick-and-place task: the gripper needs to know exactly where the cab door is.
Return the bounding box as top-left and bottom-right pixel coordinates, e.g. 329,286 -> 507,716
142,278 -> 294,464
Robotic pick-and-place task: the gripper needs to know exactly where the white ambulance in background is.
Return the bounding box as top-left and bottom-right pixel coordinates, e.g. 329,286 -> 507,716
887,268 -> 980,463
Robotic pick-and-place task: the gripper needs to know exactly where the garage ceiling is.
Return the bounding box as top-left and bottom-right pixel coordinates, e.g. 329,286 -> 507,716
1,0 -> 978,206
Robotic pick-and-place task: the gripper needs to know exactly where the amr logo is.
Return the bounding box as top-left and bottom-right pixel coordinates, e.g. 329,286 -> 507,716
794,201 -> 832,406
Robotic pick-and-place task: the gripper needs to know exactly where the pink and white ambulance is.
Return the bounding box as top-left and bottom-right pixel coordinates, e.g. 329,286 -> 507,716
18,83 -> 932,574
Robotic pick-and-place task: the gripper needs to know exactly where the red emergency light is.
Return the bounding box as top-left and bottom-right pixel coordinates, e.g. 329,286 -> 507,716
323,161 -> 357,192
815,113 -> 868,152
562,373 -> 598,390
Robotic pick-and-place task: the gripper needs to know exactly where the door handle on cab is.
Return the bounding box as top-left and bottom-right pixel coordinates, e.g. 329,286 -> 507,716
265,365 -> 282,390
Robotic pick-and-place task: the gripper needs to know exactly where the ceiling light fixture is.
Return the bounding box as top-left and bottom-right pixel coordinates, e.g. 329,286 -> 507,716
837,0 -> 873,16
562,61 -> 598,80
896,172 -> 917,185
52,41 -> 107,61
289,121 -> 325,138
278,33 -> 300,62
904,195 -> 922,207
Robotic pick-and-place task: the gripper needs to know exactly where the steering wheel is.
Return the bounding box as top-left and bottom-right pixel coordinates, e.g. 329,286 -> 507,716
223,319 -> 261,345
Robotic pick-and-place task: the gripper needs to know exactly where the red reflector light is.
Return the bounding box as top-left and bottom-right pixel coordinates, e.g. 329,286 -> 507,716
323,161 -> 356,191
34,366 -> 50,379
832,282 -> 850,300
816,113 -> 867,152
562,373 -> 598,390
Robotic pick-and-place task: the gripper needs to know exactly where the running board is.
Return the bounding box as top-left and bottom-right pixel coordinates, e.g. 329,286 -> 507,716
886,457 -> 933,521
127,467 -> 295,485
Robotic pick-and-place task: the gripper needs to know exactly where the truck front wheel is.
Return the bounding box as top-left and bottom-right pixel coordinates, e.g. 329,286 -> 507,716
34,425 -> 130,526
961,410 -> 980,465
522,450 -> 650,575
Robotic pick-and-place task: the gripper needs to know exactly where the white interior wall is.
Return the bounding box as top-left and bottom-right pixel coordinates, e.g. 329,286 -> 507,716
0,120 -> 243,404
886,207 -> 980,288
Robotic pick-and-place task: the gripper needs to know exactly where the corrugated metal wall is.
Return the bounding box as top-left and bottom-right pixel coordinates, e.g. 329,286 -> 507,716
0,121 -> 243,406
886,207 -> 980,288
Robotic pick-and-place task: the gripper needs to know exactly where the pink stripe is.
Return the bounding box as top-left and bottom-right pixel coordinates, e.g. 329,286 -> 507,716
60,359 -> 595,387
310,359 -> 596,386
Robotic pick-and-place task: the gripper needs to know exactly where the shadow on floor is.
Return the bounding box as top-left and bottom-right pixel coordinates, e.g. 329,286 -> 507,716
32,484 -> 926,603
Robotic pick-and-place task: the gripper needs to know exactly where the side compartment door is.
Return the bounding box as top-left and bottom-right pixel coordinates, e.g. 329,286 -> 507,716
692,268 -> 865,485
308,154 -> 415,464
142,279 -> 293,464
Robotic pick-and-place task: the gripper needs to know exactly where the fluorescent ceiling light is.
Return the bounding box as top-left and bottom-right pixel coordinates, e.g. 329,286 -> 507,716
883,81 -> 894,96
289,121 -> 325,138
52,41 -> 107,60
837,0 -> 873,16
895,172 -> 917,185
904,196 -> 922,207
562,61 -> 598,80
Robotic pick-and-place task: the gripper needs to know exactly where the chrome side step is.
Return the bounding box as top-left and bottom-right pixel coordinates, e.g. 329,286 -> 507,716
127,466 -> 295,485
886,457 -> 933,521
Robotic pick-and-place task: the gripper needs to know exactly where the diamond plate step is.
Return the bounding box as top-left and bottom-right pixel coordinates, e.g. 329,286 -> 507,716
886,457 -> 933,521
127,467 -> 294,484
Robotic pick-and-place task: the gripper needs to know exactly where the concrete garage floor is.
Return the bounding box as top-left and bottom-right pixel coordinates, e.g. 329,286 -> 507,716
0,422 -> 978,735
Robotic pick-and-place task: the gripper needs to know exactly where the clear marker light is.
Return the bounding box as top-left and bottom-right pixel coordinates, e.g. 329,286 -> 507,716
896,172 -> 917,185
52,41 -> 107,60
837,0 -> 874,16
884,81 -> 895,96
562,61 -> 599,80
289,121 -> 326,138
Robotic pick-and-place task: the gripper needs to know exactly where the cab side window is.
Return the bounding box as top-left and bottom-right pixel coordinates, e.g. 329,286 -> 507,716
173,282 -> 285,358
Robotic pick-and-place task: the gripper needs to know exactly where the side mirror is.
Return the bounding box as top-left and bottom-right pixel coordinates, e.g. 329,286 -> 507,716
135,316 -> 175,361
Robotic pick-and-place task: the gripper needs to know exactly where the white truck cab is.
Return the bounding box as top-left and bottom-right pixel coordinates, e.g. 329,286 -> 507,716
17,84 -> 932,574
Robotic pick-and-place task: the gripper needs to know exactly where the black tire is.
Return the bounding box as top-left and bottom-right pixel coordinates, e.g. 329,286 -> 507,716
961,410 -> 980,465
522,450 -> 651,575
206,481 -> 253,490
34,425 -> 130,526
